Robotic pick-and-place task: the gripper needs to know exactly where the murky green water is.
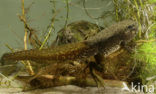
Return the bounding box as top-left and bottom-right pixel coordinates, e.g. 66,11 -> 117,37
0,0 -> 113,57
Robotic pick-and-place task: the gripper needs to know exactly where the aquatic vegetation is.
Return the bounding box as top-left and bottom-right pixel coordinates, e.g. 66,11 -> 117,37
113,0 -> 155,38
113,0 -> 156,88
0,0 -> 155,93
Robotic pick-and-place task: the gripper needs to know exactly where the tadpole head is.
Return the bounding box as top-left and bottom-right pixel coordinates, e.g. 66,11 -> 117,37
120,20 -> 138,42
124,20 -> 138,37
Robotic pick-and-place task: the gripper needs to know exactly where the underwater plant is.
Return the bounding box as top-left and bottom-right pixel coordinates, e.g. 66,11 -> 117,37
0,0 -> 155,93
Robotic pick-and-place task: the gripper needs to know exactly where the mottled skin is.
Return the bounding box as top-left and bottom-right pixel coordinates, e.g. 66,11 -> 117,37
1,20 -> 137,64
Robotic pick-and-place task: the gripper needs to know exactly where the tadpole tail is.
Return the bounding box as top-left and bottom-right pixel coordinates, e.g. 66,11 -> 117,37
0,53 -> 14,65
0,56 -> 4,65
0,49 -> 42,65
0,51 -> 41,65
0,42 -> 99,65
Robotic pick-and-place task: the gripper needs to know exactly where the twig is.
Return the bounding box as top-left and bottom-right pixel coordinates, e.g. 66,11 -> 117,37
20,0 -> 34,75
5,44 -> 15,53
83,0 -> 101,20
134,0 -> 142,38
0,73 -> 16,88
64,0 -> 69,29
113,0 -> 120,21
42,0 -> 56,37
21,0 -> 28,50
18,14 -> 42,48
39,26 -> 54,50
39,8 -> 62,50
145,22 -> 156,34
17,75 -> 126,88
136,39 -> 156,43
